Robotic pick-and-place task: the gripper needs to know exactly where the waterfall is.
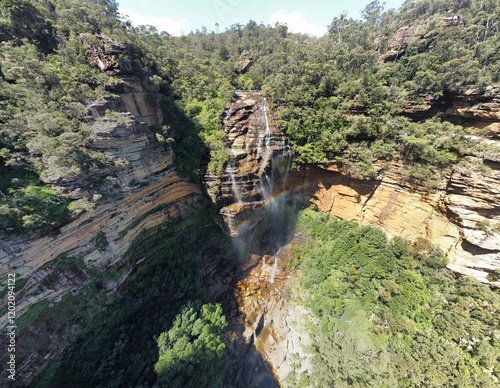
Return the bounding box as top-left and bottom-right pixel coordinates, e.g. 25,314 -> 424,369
256,99 -> 293,248
259,100 -> 272,175
221,94 -> 292,245
224,208 -> 235,235
228,162 -> 243,204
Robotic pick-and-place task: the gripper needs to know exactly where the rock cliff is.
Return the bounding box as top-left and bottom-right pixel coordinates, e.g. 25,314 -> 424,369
402,85 -> 500,135
285,153 -> 499,284
206,88 -> 499,283
0,39 -> 205,328
203,91 -> 291,236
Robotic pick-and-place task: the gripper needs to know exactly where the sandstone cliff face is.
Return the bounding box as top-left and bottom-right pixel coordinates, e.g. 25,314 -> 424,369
284,85 -> 500,284
378,24 -> 423,62
402,85 -> 500,136
286,156 -> 499,284
206,88 -> 499,282
378,13 -> 464,63
204,91 -> 291,236
0,39 -> 204,328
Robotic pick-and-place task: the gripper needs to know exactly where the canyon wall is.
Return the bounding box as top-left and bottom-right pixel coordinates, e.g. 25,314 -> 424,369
0,39 -> 205,326
285,86 -> 500,284
286,160 -> 499,284
202,86 -> 499,283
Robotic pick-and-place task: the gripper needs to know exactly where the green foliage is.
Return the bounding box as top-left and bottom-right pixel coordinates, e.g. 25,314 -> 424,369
487,269 -> 500,282
476,220 -> 500,236
2,0 -> 497,233
291,208 -> 500,387
94,230 -> 108,252
31,211 -> 231,387
0,181 -> 68,232
155,301 -> 227,388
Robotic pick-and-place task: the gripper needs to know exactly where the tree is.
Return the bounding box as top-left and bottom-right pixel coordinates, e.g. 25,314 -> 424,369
155,301 -> 227,388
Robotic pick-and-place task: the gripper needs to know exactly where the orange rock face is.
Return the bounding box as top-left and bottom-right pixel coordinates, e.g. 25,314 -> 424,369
286,162 -> 499,284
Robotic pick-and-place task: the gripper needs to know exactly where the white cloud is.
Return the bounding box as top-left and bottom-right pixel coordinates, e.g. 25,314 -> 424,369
269,11 -> 327,37
120,8 -> 185,36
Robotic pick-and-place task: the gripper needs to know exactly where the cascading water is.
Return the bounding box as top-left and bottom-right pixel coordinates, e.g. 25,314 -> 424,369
222,93 -> 295,386
259,100 -> 272,175
257,99 -> 293,278
228,161 -> 243,204
218,92 -> 293,245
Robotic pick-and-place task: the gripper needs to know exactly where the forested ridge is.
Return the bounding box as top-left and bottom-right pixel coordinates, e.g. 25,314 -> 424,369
0,0 -> 499,387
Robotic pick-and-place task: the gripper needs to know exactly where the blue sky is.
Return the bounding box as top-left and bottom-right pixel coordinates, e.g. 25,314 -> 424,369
118,0 -> 406,36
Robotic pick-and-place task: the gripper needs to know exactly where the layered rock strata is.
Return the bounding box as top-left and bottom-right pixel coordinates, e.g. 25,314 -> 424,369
0,38 -> 205,327
285,158 -> 499,284
402,85 -> 500,135
204,91 -> 291,236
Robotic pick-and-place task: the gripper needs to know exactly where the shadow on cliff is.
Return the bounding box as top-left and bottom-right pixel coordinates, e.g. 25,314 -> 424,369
206,245 -> 281,387
156,92 -> 210,181
205,202 -> 301,388
286,164 -> 379,199
159,90 -> 283,386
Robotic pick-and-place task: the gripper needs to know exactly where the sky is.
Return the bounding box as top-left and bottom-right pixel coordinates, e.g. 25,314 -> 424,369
117,0 -> 407,37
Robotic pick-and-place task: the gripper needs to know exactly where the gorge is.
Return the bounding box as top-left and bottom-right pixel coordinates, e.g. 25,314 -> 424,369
0,0 -> 499,386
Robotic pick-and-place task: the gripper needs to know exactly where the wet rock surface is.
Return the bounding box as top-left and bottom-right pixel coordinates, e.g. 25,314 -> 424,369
203,91 -> 291,237
217,234 -> 312,387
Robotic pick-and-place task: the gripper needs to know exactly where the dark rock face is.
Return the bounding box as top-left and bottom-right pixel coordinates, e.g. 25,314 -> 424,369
204,91 -> 291,236
238,51 -> 256,73
378,24 -> 423,62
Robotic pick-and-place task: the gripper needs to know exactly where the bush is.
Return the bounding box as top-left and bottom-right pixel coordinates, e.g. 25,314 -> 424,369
0,184 -> 69,233
290,208 -> 500,387
94,231 -> 108,252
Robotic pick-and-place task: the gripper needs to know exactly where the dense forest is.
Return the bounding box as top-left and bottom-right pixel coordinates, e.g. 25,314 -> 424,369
289,209 -> 499,387
0,0 -> 499,386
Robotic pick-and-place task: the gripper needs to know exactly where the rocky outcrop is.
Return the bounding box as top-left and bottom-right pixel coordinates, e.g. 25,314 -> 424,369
237,51 -> 256,73
378,13 -> 463,63
85,34 -> 133,76
104,76 -> 163,126
223,236 -> 312,387
445,156 -> 500,280
402,85 -> 500,134
204,91 -> 291,236
86,35 -> 163,126
285,157 -> 500,284
379,24 -> 423,62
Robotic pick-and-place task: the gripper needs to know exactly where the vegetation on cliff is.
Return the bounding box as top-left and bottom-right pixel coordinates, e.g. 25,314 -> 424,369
138,0 -> 499,186
1,0 -> 121,233
0,0 -> 498,386
28,211 -> 230,387
289,209 -> 500,387
1,0 -> 499,233
155,301 -> 227,388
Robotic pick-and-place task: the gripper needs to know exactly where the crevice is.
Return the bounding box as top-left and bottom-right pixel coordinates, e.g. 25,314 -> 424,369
461,239 -> 500,255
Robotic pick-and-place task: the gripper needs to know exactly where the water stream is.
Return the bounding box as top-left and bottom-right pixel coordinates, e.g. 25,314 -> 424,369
227,95 -> 295,387
228,162 -> 243,204
259,100 -> 272,175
